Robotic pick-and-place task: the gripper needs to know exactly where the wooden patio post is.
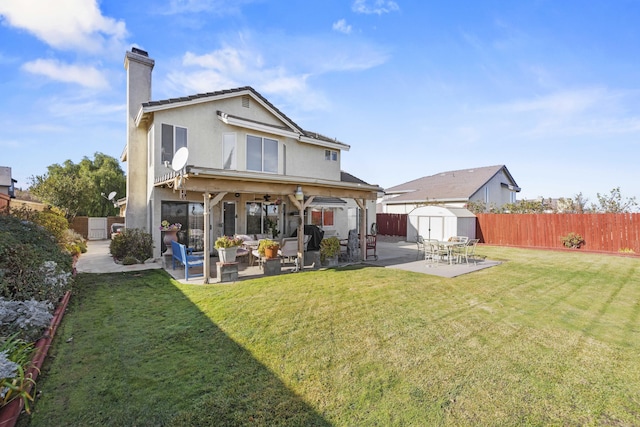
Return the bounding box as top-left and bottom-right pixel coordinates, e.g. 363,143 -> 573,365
356,199 -> 367,261
203,192 -> 210,284
204,192 -> 227,283
288,190 -> 314,270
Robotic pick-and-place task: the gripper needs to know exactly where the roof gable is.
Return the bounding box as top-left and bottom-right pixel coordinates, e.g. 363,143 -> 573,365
385,165 -> 518,203
138,86 -> 350,150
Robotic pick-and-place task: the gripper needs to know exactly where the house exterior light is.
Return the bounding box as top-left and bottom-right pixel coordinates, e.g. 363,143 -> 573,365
295,186 -> 304,201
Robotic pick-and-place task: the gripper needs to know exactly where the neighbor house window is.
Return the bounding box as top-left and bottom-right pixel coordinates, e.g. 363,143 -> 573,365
311,208 -> 335,227
222,133 -> 237,170
161,124 -> 187,163
325,150 -> 338,161
247,135 -> 278,173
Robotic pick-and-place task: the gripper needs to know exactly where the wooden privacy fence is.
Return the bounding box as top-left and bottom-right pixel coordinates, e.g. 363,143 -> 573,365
71,216 -> 124,239
376,213 -> 408,237
476,213 -> 640,253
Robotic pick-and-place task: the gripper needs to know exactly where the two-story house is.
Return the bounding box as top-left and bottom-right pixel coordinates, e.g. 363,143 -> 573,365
0,166 -> 17,212
122,48 -> 381,268
379,165 -> 521,213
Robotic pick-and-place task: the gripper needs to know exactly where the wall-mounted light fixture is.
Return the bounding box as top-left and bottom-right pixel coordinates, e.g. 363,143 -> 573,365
295,186 -> 304,201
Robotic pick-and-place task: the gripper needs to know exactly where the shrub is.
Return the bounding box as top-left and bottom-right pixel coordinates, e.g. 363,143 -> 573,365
9,206 -> 69,243
122,256 -> 138,266
109,228 -> 154,263
320,236 -> 341,262
0,216 -> 72,302
33,210 -> 68,242
561,232 -> 585,249
60,228 -> 87,256
0,299 -> 54,342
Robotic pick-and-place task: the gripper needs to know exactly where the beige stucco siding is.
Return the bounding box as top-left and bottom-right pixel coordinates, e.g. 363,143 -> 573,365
149,100 -> 341,182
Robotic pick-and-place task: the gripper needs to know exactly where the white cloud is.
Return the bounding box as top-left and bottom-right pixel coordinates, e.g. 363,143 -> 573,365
168,47 -> 324,109
0,138 -> 20,148
163,31 -> 389,112
163,0 -> 253,14
22,59 -> 109,89
469,87 -> 640,141
352,0 -> 399,15
333,19 -> 352,34
46,97 -> 124,117
0,0 -> 127,54
493,88 -> 612,116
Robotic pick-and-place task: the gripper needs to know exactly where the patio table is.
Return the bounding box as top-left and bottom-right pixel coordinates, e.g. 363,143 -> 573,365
437,241 -> 466,265
243,240 -> 260,266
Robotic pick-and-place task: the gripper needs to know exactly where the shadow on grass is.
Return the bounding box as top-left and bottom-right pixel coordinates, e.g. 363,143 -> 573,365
22,270 -> 331,427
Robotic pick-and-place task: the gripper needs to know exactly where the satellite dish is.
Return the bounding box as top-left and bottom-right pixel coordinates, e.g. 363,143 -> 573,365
171,147 -> 189,172
107,191 -> 117,201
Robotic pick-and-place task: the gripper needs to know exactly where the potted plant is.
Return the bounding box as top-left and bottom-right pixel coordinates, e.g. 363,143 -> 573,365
258,239 -> 280,259
320,236 -> 341,267
215,235 -> 244,263
159,220 -> 181,255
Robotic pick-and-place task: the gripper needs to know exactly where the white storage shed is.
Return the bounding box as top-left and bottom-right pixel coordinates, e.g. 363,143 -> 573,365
407,205 -> 476,242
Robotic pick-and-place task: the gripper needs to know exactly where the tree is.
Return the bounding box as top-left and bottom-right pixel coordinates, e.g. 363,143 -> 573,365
591,187 -> 638,213
557,192 -> 590,213
465,200 -> 499,214
29,153 -> 125,220
499,198 -> 552,213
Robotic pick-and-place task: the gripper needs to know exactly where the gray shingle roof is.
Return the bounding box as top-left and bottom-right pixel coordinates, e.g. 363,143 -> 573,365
385,165 -> 518,203
341,171 -> 370,185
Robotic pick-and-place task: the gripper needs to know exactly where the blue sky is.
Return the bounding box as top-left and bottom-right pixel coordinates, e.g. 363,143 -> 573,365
1,0 -> 639,205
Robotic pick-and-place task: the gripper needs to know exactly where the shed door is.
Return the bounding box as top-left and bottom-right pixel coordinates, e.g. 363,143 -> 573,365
88,217 -> 107,240
418,216 -> 444,241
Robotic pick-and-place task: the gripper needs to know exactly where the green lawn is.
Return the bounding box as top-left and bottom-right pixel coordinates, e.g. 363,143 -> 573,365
19,246 -> 640,426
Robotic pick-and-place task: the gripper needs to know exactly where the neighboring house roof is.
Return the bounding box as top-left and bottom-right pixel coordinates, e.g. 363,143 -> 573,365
137,86 -> 349,150
384,165 -> 520,204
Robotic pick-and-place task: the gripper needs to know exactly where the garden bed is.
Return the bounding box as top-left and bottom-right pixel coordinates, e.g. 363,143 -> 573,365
0,291 -> 71,427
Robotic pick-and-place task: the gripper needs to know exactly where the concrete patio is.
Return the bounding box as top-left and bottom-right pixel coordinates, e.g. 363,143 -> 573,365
76,237 -> 501,283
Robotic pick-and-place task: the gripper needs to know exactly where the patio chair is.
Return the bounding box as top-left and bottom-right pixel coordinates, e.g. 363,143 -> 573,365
278,237 -> 299,264
251,239 -> 266,268
416,235 -> 425,258
365,234 -> 378,260
457,238 -> 480,265
425,239 -> 447,265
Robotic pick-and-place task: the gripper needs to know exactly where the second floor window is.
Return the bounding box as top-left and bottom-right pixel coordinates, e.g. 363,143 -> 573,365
325,150 -> 338,161
162,124 -> 187,163
247,135 -> 278,173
